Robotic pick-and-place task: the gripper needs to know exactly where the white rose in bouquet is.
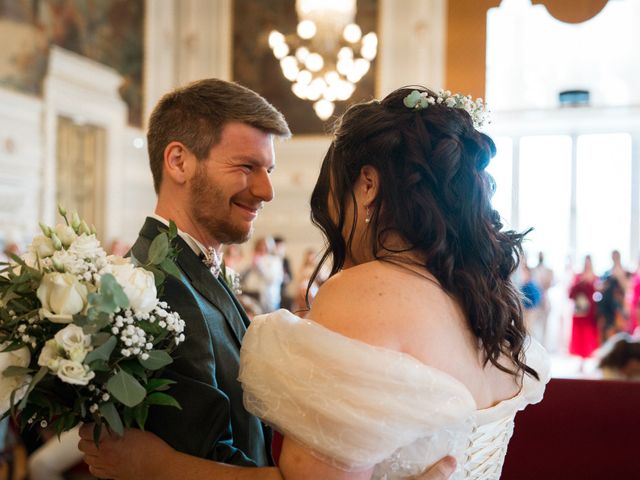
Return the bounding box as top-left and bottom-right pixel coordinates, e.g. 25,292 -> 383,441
37,272 -> 88,323
37,338 -> 63,372
54,324 -> 92,363
53,224 -> 77,248
69,234 -> 105,260
30,235 -> 55,259
56,359 -> 95,385
111,263 -> 158,314
0,344 -> 32,416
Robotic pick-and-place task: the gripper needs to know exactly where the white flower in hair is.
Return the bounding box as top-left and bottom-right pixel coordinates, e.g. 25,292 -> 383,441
403,89 -> 490,128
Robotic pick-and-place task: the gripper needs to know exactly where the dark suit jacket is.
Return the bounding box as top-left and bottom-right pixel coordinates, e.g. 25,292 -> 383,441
132,217 -> 271,466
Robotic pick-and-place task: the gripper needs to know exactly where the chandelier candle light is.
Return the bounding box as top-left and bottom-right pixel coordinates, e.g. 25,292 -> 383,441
268,0 -> 378,120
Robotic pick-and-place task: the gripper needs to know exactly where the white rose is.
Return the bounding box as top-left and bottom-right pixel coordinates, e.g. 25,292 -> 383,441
69,234 -> 105,260
110,264 -> 158,314
56,359 -> 95,385
30,235 -> 55,258
53,224 -> 77,248
54,324 -> 92,362
0,344 -> 32,416
37,338 -> 63,372
37,272 -> 88,323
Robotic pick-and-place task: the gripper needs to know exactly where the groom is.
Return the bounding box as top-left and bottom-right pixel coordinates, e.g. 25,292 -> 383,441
80,79 -> 455,479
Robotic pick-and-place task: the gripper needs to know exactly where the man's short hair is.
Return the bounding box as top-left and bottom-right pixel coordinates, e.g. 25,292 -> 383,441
147,79 -> 291,193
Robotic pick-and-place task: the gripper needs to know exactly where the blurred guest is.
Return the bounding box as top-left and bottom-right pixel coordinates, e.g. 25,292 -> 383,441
223,244 -> 245,271
598,334 -> 640,381
519,262 -> 543,342
597,276 -> 627,340
628,259 -> 640,335
242,236 -> 283,313
290,248 -> 325,313
602,249 -> 631,291
273,236 -> 293,310
0,241 -> 20,262
532,251 -> 554,346
237,294 -> 263,321
107,238 -> 130,257
568,255 -> 599,359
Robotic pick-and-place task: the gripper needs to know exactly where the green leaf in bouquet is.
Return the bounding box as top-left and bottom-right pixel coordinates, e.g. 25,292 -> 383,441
151,267 -> 166,287
99,402 -> 124,436
2,366 -> 34,377
90,332 -> 113,347
123,405 -> 135,428
89,274 -> 129,315
160,258 -> 181,279
72,314 -> 89,327
148,233 -> 169,265
82,311 -> 112,334
84,336 -> 117,364
88,359 -> 110,372
120,360 -> 147,382
106,369 -> 146,407
18,366 -> 48,410
145,392 -> 181,410
167,220 -> 178,240
145,378 -> 176,393
133,402 -> 149,430
139,350 -> 173,371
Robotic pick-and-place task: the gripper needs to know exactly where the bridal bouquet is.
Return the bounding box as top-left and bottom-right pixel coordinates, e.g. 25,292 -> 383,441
0,208 -> 185,442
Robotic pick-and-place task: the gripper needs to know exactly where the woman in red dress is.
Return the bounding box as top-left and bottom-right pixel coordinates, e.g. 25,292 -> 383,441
568,255 -> 600,358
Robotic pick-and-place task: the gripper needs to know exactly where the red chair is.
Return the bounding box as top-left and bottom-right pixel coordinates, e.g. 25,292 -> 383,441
501,378 -> 640,479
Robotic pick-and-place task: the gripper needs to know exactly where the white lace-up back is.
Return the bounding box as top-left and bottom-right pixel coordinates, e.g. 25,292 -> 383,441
239,310 -> 550,480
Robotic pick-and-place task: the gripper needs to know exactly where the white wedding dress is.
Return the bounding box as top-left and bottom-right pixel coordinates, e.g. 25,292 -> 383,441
239,310 -> 550,480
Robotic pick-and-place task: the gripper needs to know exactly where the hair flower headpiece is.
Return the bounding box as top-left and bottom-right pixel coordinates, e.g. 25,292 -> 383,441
403,89 -> 490,129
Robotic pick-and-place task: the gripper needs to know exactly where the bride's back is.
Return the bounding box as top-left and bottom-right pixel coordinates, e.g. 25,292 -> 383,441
308,260 -> 521,410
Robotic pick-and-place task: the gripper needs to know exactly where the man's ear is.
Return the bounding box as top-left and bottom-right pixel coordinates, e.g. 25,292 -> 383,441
163,142 -> 194,185
358,165 -> 380,207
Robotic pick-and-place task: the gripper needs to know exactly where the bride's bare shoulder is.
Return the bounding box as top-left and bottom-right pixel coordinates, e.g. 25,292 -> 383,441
308,261 -> 443,345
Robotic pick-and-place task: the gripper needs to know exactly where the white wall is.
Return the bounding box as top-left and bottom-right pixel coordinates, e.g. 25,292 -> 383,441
0,88 -> 42,246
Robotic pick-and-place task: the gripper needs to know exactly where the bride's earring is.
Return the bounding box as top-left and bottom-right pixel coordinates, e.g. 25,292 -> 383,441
365,206 -> 371,224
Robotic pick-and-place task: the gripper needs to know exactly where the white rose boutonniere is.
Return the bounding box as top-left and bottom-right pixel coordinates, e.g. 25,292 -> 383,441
37,272 -> 88,323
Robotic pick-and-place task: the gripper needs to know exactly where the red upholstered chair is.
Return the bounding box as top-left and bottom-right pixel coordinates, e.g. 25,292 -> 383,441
501,377 -> 640,479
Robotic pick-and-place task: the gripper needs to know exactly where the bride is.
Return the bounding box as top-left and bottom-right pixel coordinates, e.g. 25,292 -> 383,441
79,86 -> 548,480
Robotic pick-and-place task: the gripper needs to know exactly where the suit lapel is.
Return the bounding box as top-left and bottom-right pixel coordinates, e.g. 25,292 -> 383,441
138,218 -> 247,346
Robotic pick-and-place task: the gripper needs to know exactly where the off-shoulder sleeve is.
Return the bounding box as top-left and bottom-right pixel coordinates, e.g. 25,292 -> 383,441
238,310 -> 477,471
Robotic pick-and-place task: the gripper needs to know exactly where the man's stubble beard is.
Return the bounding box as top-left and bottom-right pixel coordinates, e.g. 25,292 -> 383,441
189,168 -> 253,245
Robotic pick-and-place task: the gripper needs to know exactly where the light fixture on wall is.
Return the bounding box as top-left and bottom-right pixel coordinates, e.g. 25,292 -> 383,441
268,0 -> 377,120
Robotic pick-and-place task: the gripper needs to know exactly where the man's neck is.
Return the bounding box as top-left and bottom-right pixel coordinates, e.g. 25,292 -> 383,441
154,205 -> 222,254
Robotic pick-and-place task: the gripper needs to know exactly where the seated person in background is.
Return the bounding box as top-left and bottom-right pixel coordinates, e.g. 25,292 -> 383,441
598,334 -> 640,381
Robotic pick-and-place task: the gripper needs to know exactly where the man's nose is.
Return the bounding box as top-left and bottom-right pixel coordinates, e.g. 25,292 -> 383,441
252,169 -> 274,203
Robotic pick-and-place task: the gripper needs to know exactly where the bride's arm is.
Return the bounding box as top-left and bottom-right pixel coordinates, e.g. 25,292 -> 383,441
79,426 -> 455,480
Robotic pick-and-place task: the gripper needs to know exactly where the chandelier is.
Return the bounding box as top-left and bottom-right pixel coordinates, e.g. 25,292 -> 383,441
268,0 -> 378,120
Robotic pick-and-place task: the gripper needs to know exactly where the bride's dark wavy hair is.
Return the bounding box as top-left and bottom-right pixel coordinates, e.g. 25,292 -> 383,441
308,86 -> 538,380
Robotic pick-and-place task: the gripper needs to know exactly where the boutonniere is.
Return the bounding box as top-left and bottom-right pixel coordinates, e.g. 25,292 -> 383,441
203,247 -> 241,295
220,262 -> 242,296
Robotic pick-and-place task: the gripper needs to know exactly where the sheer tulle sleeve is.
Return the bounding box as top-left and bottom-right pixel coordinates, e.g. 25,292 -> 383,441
239,310 -> 477,471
